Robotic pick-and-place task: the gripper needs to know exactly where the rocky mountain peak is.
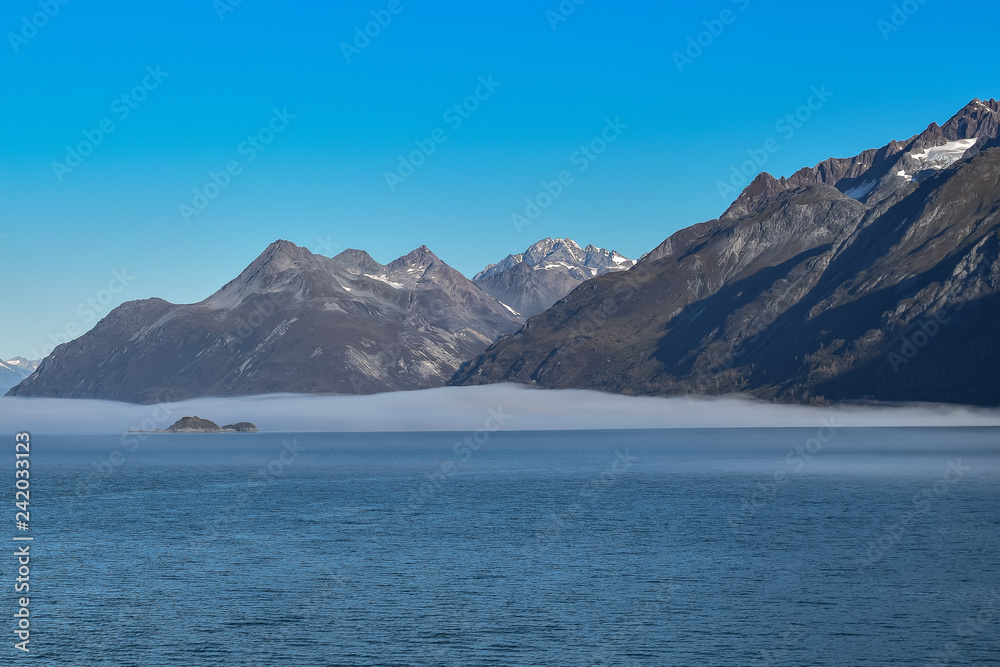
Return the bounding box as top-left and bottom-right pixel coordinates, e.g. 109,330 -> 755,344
386,246 -> 443,285
475,238 -> 634,281
937,98 -> 1000,145
330,249 -> 385,276
260,239 -> 313,263
471,238 -> 636,317
721,99 -> 1000,219
205,240 -> 322,310
721,172 -> 785,220
391,245 -> 439,267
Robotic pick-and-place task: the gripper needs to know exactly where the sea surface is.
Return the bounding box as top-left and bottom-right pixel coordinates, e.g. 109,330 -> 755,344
3,428 -> 999,665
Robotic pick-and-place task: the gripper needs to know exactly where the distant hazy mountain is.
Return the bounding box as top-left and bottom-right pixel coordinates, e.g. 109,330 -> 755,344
9,241 -> 522,403
453,100 -> 1000,406
0,357 -> 40,395
472,238 -> 635,317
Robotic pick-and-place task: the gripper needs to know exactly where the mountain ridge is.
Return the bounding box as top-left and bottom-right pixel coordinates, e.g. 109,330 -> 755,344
723,98 -> 1000,220
452,100 -> 1000,406
9,241 -> 522,403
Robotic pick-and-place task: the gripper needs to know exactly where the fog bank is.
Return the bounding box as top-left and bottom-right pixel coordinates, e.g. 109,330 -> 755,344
1,384 -> 999,435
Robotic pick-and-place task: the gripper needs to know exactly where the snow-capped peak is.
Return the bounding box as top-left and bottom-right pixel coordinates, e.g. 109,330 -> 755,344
474,238 -> 635,281
3,357 -> 40,370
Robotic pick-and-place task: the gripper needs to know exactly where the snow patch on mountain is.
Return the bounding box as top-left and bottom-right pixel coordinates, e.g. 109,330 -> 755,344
910,138 -> 978,170
474,238 -> 635,281
364,274 -> 405,289
844,180 -> 878,200
897,138 -> 978,182
497,301 -> 520,316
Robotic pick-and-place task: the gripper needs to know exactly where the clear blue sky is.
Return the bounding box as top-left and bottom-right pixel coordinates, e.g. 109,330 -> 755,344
3,0 -> 999,358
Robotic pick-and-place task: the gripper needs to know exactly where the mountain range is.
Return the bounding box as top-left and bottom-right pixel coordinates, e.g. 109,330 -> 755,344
9,99 -> 999,406
453,99 -> 1000,406
8,239 -> 631,403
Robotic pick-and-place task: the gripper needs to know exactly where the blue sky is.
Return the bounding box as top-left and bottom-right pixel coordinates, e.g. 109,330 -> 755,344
3,0 -> 999,357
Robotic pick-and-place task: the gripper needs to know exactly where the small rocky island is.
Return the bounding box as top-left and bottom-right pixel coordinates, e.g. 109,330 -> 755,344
161,417 -> 259,433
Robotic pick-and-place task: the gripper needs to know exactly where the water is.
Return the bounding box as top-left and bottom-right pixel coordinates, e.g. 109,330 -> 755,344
4,428 -> 999,665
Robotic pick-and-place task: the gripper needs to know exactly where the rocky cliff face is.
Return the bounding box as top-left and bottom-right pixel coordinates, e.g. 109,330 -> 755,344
9,241 -> 523,403
453,105 -> 1000,406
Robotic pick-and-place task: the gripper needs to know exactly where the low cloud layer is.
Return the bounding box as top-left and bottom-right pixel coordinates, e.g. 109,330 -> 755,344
2,384 -> 999,435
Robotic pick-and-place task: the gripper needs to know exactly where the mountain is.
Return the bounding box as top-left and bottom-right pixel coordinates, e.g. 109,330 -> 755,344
452,101 -> 1000,406
9,241 -> 522,403
0,357 -> 40,395
472,238 -> 635,317
722,98 -> 1000,219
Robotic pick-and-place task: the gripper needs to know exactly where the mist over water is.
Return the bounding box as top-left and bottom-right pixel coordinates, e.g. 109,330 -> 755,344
2,384 -> 1000,434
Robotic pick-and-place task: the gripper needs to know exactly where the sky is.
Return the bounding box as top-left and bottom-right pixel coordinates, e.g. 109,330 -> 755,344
2,0 -> 999,358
